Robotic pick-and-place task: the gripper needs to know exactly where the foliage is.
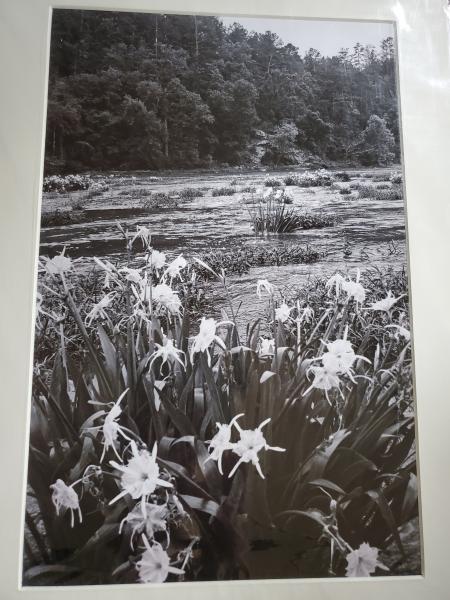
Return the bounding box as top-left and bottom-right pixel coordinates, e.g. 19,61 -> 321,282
178,187 -> 204,200
41,210 -> 87,227
143,193 -> 179,209
352,115 -> 396,166
264,177 -> 283,187
357,184 -> 402,201
196,244 -> 322,278
212,187 -> 237,197
335,172 -> 351,182
43,174 -> 92,193
25,238 -> 417,584
45,10 -> 400,172
247,193 -> 336,234
262,121 -> 299,166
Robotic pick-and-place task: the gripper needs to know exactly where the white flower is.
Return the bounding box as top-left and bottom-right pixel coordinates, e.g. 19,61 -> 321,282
137,537 -> 184,583
109,441 -> 172,507
50,479 -> 82,527
345,543 -> 388,577
256,279 -> 275,298
323,336 -> 361,376
149,250 -> 166,270
303,365 -> 343,404
119,502 -> 168,549
326,271 -> 366,304
148,336 -> 185,374
89,389 -> 131,462
326,273 -> 346,297
229,416 -> 286,479
275,302 -> 292,323
263,187 -> 273,198
120,267 -> 142,284
85,292 -> 116,326
165,254 -> 187,280
258,338 -> 275,356
43,252 -> 72,275
132,225 -> 152,248
190,317 -> 226,364
342,280 -> 366,304
205,414 -> 244,474
368,291 -> 404,312
152,283 -> 181,315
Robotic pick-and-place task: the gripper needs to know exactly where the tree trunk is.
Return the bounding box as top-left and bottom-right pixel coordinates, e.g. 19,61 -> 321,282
163,118 -> 169,159
194,15 -> 199,58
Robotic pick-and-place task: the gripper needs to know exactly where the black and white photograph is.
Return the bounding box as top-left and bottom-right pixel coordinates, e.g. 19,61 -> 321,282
24,8 -> 420,585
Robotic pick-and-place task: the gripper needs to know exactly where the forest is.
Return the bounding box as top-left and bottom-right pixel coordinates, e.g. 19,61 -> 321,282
45,10 -> 400,174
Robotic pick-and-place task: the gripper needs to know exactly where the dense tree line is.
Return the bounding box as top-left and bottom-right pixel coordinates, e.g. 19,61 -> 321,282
45,10 -> 399,173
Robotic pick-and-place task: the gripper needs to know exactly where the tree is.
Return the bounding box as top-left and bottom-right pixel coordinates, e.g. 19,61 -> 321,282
352,114 -> 395,166
263,121 -> 299,165
44,10 -> 401,172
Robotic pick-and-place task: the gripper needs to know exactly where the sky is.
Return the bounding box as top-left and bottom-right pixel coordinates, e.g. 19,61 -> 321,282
220,16 -> 394,57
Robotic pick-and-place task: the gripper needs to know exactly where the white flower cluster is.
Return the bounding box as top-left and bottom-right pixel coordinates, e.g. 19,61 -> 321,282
304,327 -> 370,404
206,414 -> 285,479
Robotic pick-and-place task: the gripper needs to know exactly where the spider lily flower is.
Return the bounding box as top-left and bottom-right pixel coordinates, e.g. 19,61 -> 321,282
303,365 -> 343,404
109,441 -> 172,509
89,389 -> 131,462
148,249 -> 166,271
137,537 -> 184,583
345,543 -> 388,577
205,414 -> 244,474
256,279 -> 275,298
148,336 -> 185,375
326,273 -> 346,297
42,251 -> 72,276
132,225 -> 152,248
119,267 -> 142,284
228,416 -> 286,479
152,283 -> 182,315
275,302 -> 292,323
190,317 -> 227,365
119,503 -> 168,549
85,292 -> 116,326
321,335 -> 370,378
258,338 -> 275,357
368,291 -> 405,312
164,254 -> 187,281
342,270 -> 366,304
50,479 -> 82,527
263,187 -> 273,198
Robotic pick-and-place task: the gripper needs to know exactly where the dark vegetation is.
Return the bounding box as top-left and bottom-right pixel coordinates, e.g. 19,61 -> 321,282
45,10 -> 399,174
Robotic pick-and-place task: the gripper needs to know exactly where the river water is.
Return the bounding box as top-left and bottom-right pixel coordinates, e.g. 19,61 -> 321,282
39,168 -> 408,327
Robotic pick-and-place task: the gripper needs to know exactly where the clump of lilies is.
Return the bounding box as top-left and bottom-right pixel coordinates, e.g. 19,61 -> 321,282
26,224 -> 417,585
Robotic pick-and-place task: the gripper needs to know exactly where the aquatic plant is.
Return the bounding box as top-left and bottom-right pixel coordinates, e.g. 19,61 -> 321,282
212,186 -> 237,197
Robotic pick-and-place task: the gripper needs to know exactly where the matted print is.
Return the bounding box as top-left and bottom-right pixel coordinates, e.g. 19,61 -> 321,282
23,8 -> 421,586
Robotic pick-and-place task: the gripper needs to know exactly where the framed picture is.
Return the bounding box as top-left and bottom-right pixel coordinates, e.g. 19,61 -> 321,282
0,0 -> 449,598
